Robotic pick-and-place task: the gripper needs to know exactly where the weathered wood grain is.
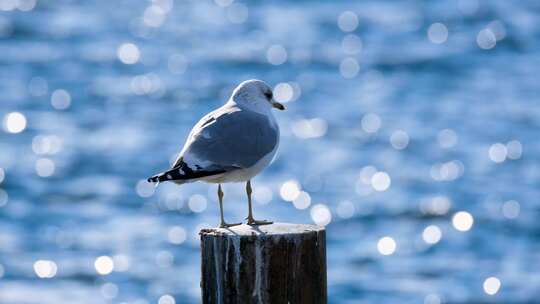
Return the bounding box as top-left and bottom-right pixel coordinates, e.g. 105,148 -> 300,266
200,223 -> 327,304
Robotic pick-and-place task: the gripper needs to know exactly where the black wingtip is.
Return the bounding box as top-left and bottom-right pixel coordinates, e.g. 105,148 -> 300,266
147,176 -> 158,183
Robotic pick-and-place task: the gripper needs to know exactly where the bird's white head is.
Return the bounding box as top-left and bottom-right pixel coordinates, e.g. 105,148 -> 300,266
230,79 -> 285,113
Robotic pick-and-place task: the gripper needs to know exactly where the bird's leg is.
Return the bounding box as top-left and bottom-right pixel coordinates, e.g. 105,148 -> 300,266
218,184 -> 241,228
246,180 -> 273,226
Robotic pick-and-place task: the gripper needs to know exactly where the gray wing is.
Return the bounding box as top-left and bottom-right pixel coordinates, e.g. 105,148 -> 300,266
177,105 -> 278,170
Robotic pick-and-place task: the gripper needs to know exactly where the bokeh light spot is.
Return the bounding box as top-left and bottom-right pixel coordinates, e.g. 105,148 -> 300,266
168,226 -> 187,245
506,140 -> 522,160
158,294 -> 176,304
32,135 -> 63,155
292,191 -> 311,210
477,29 -> 496,49
341,34 -> 362,55
339,57 -> 359,79
421,196 -> 451,215
3,112 -> 27,134
390,130 -> 409,150
35,158 -> 55,177
422,225 -> 442,244
94,256 -> 114,275
337,11 -> 358,32
136,180 -> 155,198
310,204 -> 332,226
51,89 -> 71,110
273,83 -> 294,103
117,43 -> 140,64
359,166 -> 377,184
33,260 -> 57,279
371,171 -> 391,192
361,113 -> 381,133
135,179 -> 155,197
377,236 -> 396,255
188,194 -> 207,213
437,129 -> 458,148
101,282 -> 118,300
280,180 -> 301,201
452,211 -> 474,232
427,23 -> 448,44
483,277 -> 501,295
266,45 -> 287,65
488,143 -> 507,163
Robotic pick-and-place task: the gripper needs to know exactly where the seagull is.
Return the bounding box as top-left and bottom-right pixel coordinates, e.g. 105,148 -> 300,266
148,79 -> 285,228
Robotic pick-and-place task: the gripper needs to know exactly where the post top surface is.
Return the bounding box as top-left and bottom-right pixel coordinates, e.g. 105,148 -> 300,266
200,222 -> 324,237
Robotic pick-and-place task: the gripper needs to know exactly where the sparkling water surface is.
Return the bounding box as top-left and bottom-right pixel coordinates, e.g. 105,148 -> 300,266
1,0 -> 540,303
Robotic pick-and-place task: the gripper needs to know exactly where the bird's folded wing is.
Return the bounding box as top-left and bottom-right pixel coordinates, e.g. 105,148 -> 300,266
174,105 -> 278,172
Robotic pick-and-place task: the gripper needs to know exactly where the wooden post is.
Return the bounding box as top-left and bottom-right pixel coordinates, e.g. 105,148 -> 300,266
200,223 -> 327,304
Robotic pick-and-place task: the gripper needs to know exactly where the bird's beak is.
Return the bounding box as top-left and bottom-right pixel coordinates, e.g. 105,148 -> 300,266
271,100 -> 285,110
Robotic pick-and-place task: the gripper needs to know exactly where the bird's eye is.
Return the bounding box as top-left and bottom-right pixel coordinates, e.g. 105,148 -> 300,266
264,91 -> 273,100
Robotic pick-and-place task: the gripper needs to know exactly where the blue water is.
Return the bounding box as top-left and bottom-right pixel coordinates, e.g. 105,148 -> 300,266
1,0 -> 540,303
